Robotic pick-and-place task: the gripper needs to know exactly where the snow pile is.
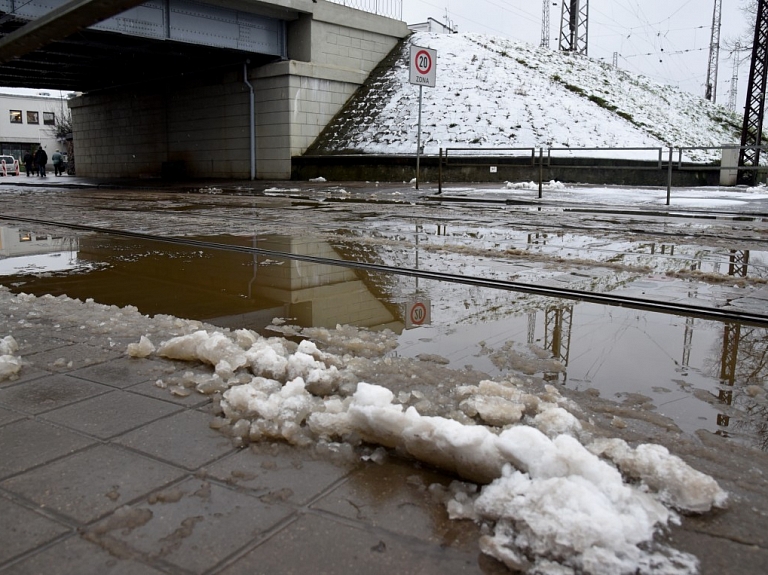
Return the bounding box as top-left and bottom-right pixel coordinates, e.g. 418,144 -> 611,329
0,335 -> 21,381
311,32 -> 741,162
133,328 -> 727,575
505,180 -> 565,191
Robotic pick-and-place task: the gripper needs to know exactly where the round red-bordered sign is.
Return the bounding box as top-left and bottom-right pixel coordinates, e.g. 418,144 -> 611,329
410,302 -> 428,326
414,50 -> 433,75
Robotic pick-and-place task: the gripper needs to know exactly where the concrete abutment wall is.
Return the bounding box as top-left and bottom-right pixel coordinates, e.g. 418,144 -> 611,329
69,1 -> 409,180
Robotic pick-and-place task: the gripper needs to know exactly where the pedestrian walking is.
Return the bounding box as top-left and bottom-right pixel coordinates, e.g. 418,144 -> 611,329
34,147 -> 47,177
52,150 -> 64,176
23,151 -> 34,177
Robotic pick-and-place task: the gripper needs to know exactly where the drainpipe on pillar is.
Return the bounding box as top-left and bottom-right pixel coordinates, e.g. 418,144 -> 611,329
243,61 -> 256,180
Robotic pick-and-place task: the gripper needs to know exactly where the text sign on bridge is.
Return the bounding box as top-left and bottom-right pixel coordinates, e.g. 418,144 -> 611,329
409,45 -> 437,87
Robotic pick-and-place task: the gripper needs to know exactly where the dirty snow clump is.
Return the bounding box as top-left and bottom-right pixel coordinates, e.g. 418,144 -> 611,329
505,180 -> 565,191
0,335 -> 22,381
127,336 -> 155,358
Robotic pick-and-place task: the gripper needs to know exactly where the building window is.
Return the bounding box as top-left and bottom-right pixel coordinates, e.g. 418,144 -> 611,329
9,110 -> 22,123
27,111 -> 39,124
43,112 -> 55,125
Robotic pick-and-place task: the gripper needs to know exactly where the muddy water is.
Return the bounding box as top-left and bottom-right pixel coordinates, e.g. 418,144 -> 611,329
1,227 -> 766,450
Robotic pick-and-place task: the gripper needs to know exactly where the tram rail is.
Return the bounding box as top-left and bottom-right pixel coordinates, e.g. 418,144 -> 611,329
3,214 -> 768,328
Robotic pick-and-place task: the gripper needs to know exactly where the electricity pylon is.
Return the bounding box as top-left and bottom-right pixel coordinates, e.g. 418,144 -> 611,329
728,43 -> 742,111
559,0 -> 589,55
739,0 -> 768,184
705,0 -> 723,102
541,0 -> 551,48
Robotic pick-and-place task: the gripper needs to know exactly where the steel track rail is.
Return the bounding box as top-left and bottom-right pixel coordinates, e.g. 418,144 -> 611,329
3,214 -> 768,327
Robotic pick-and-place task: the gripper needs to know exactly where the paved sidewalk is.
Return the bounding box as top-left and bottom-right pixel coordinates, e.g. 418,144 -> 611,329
0,317 -> 494,574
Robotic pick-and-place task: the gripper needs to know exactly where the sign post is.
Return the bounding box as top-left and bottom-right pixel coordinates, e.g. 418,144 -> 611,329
409,45 -> 437,190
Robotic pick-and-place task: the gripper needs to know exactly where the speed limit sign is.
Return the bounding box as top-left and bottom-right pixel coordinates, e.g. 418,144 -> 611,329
409,45 -> 437,87
405,299 -> 432,329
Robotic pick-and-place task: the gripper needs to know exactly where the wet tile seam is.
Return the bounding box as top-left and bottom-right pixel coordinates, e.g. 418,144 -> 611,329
203,512 -> 302,575
0,488 -> 78,531
111,426 -> 238,473
0,429 -> 98,483
0,530 -> 77,574
0,384 -> 114,417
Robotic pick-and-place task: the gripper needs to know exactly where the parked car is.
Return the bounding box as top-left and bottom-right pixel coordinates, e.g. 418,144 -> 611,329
0,155 -> 18,175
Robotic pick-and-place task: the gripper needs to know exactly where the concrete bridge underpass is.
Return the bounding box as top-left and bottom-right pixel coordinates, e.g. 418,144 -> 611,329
0,0 -> 408,179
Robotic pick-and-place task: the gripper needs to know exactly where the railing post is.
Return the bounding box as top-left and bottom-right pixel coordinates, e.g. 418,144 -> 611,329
438,147 -> 443,194
666,147 -> 673,206
538,147 -> 544,199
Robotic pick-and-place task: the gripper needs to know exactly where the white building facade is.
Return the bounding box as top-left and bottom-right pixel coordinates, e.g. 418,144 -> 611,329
0,91 -> 66,164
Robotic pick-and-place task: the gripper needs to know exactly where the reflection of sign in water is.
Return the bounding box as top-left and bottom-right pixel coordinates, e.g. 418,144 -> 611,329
405,299 -> 431,329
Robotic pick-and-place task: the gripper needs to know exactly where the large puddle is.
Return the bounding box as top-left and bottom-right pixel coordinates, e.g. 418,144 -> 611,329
1,224 -> 766,451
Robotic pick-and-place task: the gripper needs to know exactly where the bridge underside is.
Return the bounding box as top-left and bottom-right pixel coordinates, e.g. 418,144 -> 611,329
0,24 -> 280,91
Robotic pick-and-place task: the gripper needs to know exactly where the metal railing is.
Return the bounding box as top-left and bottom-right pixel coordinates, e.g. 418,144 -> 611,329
326,0 -> 403,20
436,145 -> 768,204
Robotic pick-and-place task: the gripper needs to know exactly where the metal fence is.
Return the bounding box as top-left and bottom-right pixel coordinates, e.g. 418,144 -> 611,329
326,0 -> 403,20
436,145 -> 768,204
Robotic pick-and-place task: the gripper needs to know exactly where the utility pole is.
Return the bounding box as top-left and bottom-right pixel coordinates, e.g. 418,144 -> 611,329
739,0 -> 768,184
728,43 -> 741,112
541,0 -> 551,48
705,0 -> 723,102
559,0 -> 589,55
612,51 -> 618,68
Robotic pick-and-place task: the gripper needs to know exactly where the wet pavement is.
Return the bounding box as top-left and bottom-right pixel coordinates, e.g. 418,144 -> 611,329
2,176 -> 768,574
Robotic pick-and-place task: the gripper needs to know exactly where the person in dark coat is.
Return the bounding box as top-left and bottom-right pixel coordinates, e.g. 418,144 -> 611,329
34,147 -> 47,177
23,151 -> 34,177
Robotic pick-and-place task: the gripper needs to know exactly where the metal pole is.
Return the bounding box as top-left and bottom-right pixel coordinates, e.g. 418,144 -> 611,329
666,147 -> 673,206
416,85 -> 423,190
538,147 -> 544,199
438,147 -> 443,194
243,62 -> 256,180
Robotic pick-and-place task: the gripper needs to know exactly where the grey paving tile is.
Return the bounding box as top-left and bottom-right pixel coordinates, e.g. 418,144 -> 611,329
83,477 -> 293,574
115,410 -> 235,470
11,333 -> 72,356
203,443 -> 357,505
6,535 -> 167,575
0,405 -> 24,427
23,343 -> 121,374
69,357 -> 173,389
1,444 -> 186,524
0,495 -> 70,565
0,419 -> 95,480
0,374 -> 110,415
41,391 -> 182,439
218,512 -> 485,575
311,458 -> 481,547
128,380 -> 212,408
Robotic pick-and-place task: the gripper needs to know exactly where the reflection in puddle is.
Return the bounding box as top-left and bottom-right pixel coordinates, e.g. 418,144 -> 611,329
1,229 -> 766,450
396,298 -> 768,448
0,226 -> 85,276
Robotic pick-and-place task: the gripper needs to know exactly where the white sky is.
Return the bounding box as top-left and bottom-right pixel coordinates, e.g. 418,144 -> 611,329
402,0 -> 753,104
